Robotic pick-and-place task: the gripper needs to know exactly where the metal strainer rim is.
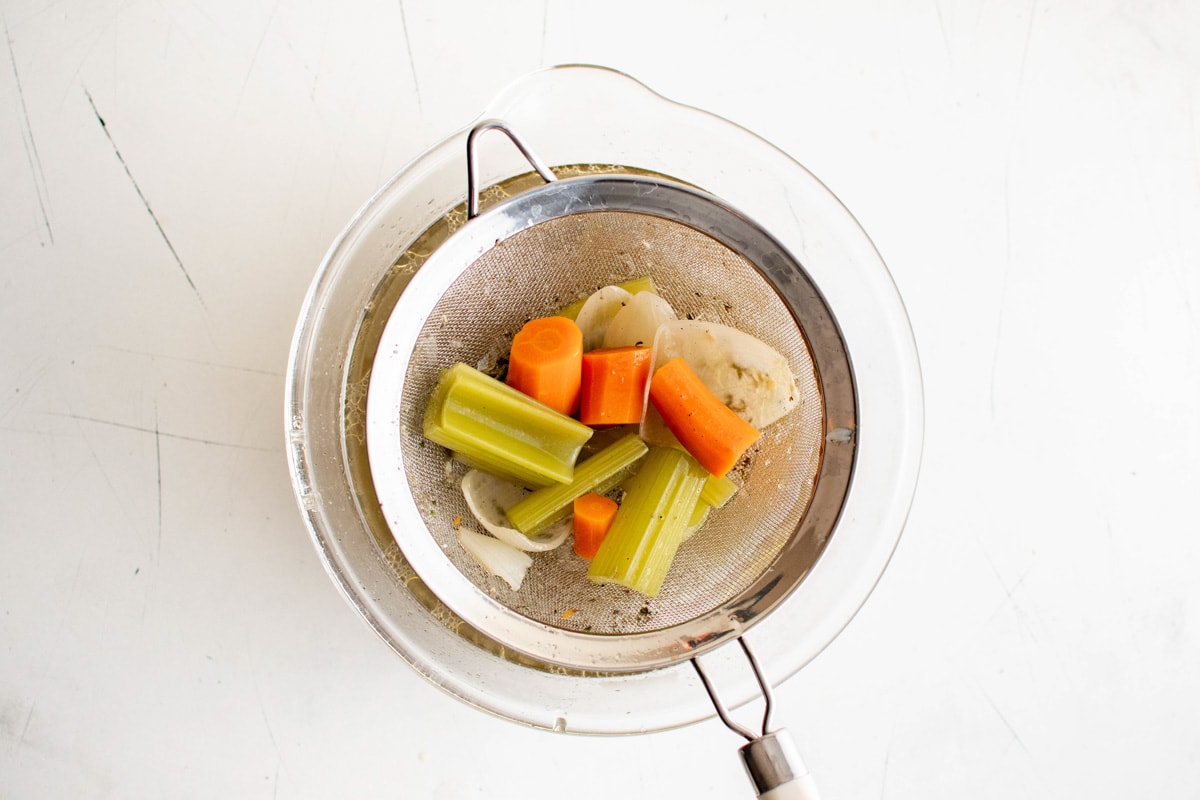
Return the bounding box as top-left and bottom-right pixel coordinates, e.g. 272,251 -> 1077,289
364,169 -> 856,673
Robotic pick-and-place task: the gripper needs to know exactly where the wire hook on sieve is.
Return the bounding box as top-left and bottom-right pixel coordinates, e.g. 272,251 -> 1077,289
466,119 -> 558,219
691,636 -> 775,742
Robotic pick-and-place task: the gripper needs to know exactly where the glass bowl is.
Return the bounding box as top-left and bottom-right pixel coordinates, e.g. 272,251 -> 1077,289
285,64 -> 923,733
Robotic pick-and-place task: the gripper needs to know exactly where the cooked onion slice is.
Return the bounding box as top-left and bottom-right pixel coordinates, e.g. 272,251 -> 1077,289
574,285 -> 634,351
650,320 -> 798,427
603,291 -> 677,349
456,527 -> 533,591
460,469 -> 571,552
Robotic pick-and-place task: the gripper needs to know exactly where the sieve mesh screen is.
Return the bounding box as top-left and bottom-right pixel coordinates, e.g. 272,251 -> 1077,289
396,209 -> 824,635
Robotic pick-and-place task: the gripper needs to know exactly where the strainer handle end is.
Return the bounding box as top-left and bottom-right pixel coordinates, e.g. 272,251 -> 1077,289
693,639 -> 821,798
741,729 -> 820,799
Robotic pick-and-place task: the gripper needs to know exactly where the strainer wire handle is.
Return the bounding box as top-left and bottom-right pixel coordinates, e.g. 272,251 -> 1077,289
693,638 -> 821,799
466,119 -> 558,219
693,637 -> 773,742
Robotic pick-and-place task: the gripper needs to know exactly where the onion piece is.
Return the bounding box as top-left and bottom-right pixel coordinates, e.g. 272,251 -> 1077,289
574,285 -> 634,351
603,291 -> 677,349
456,527 -> 532,591
460,469 -> 571,552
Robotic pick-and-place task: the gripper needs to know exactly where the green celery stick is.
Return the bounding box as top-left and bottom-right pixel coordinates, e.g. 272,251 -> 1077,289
683,498 -> 711,541
423,362 -> 593,487
505,433 -> 648,535
557,275 -> 659,320
587,446 -> 708,597
700,473 -> 739,508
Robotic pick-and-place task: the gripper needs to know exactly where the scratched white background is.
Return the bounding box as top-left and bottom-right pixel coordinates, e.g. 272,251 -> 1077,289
2,1 -> 1198,798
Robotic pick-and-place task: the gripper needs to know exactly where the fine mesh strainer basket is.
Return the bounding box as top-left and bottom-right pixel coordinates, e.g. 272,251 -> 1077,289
286,66 -> 922,798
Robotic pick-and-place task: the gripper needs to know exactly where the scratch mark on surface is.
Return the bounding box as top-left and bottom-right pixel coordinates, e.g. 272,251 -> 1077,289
83,88 -> 205,308
397,0 -> 422,112
6,15 -> 54,246
97,345 -> 285,377
16,701 -> 35,752
1124,135 -> 1197,322
67,551 -> 85,600
1015,0 -> 1039,92
989,170 -> 1010,420
990,4 -> 1041,421
250,664 -> 286,780
154,407 -> 163,557
987,556 -> 1031,616
48,411 -> 277,453
260,703 -> 281,760
0,424 -> 73,438
979,542 -> 1040,645
979,686 -> 1032,757
234,0 -> 280,113
932,0 -> 951,60
71,410 -> 135,522
540,0 -> 549,64
0,356 -> 50,424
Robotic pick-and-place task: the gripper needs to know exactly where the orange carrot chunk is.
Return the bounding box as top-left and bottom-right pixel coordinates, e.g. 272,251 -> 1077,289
648,356 -> 761,478
506,316 -> 583,416
573,492 -> 619,560
579,346 -> 652,427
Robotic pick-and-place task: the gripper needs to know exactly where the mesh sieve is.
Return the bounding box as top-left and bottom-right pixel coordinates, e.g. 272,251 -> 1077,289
365,123 -> 857,672
400,209 -> 823,634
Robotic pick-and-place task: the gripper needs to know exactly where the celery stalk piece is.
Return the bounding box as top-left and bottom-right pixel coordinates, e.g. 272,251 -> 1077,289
557,276 -> 659,320
587,446 -> 708,597
505,433 -> 649,535
700,473 -> 739,509
423,362 -> 593,487
683,498 -> 711,541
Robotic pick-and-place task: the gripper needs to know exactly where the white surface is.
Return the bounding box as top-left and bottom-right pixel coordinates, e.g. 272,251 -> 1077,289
2,1 -> 1197,798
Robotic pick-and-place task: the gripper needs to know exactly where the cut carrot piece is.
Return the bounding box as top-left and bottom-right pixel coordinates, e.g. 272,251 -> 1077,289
572,493 -> 619,561
647,357 -> 761,478
579,346 -> 652,426
506,316 -> 584,416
